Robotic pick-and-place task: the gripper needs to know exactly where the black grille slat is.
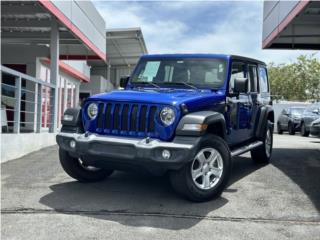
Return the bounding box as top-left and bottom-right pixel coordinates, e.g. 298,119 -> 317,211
139,105 -> 147,132
113,104 -> 121,130
96,102 -> 158,136
105,103 -> 112,129
148,106 -> 157,132
130,105 -> 138,131
122,104 -> 129,131
97,103 -> 104,129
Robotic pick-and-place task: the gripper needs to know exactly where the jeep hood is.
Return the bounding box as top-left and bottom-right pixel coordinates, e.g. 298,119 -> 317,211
88,88 -> 226,109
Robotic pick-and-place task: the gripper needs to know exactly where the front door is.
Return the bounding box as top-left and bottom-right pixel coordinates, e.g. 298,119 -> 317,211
227,61 -> 253,145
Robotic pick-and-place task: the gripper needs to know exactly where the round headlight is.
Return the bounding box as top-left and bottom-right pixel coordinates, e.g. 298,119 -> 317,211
87,103 -> 98,119
160,107 -> 175,126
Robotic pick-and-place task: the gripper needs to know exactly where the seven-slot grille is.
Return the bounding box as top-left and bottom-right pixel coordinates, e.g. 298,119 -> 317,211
95,102 -> 159,137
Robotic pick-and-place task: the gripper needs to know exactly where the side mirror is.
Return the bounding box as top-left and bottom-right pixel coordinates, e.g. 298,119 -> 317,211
234,77 -> 248,94
312,109 -> 319,114
120,76 -> 130,88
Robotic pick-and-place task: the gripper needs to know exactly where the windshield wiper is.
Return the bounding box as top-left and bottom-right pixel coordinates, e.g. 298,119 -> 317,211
162,82 -> 198,90
132,81 -> 160,88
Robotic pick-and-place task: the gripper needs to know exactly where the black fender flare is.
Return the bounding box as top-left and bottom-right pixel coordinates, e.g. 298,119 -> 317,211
176,111 -> 226,139
60,107 -> 84,133
255,105 -> 274,139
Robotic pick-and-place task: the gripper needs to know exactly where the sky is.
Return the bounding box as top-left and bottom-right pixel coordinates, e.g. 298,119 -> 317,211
93,0 -> 319,64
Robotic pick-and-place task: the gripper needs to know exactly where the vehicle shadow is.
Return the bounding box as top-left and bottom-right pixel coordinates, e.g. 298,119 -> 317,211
271,147 -> 320,212
39,155 -> 262,230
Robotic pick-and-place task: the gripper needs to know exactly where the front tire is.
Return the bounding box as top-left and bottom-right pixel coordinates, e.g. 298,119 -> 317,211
251,120 -> 273,164
170,135 -> 232,202
277,122 -> 283,134
288,122 -> 295,135
300,122 -> 309,137
59,148 -> 114,182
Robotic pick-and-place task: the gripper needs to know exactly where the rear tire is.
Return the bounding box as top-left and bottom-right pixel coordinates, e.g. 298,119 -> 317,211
300,122 -> 309,137
170,135 -> 232,202
251,120 -> 273,164
277,122 -> 283,134
288,122 -> 295,135
59,148 -> 114,182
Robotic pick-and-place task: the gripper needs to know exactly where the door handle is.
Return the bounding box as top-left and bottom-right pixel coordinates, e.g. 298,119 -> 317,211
255,102 -> 262,106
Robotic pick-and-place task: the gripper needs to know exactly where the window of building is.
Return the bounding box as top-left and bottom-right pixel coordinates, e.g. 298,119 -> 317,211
38,63 -> 80,130
67,82 -> 74,108
41,86 -> 51,128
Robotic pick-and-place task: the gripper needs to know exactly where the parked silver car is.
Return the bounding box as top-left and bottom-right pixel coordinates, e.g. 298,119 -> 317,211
277,107 -> 304,135
310,118 -> 320,137
300,103 -> 320,137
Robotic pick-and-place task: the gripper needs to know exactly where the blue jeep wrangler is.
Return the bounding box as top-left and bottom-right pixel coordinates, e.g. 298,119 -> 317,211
57,54 -> 274,202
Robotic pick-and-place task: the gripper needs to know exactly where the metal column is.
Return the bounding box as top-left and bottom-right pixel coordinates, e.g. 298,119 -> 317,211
49,18 -> 59,133
36,83 -> 42,133
75,84 -> 80,107
107,62 -> 111,81
13,76 -> 21,133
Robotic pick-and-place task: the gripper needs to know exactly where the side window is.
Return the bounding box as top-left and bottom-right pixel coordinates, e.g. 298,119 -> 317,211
258,66 -> 268,93
230,62 -> 246,92
310,104 -> 320,113
306,106 -> 312,113
248,65 -> 258,92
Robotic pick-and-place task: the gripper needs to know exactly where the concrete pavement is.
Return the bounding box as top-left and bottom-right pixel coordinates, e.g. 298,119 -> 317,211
1,134 -> 320,239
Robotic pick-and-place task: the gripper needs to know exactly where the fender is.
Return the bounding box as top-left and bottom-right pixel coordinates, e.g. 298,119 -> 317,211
60,107 -> 84,133
176,111 -> 226,138
255,105 -> 274,139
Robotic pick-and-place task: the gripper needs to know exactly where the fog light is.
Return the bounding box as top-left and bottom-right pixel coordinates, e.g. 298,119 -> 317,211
63,114 -> 73,121
70,140 -> 76,148
162,149 -> 171,159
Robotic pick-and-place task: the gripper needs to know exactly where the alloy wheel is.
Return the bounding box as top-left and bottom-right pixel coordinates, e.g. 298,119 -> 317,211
191,148 -> 223,190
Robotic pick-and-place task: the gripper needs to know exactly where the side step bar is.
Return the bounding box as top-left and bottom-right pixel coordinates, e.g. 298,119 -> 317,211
231,141 -> 263,157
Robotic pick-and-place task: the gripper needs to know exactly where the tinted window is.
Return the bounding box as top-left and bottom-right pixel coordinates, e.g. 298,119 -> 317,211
290,108 -> 304,115
309,103 -> 320,111
259,67 -> 268,93
248,65 -> 258,92
230,62 -> 246,91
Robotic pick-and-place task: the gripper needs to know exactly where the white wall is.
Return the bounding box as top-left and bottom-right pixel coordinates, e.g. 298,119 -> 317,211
1,133 -> 56,163
51,0 -> 106,56
263,1 -> 300,40
80,75 -> 114,95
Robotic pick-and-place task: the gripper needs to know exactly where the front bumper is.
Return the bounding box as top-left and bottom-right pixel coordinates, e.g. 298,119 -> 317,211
56,132 -> 200,173
310,125 -> 320,136
293,119 -> 301,130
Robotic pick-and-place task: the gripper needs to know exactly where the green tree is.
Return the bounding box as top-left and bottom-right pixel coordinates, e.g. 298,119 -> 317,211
268,54 -> 320,101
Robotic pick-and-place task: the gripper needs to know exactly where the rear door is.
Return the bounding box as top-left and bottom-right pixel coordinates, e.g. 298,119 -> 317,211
247,64 -> 259,138
305,104 -> 320,129
279,109 -> 289,130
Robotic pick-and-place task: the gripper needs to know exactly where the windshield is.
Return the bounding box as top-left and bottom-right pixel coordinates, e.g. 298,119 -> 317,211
291,108 -> 304,115
131,58 -> 227,89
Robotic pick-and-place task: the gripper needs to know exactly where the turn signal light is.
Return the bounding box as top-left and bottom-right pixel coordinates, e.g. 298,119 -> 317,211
182,124 -> 208,131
